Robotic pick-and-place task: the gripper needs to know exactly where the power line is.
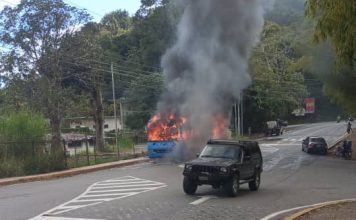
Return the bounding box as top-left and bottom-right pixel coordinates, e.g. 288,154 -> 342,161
74,57 -> 160,76
64,0 -> 104,18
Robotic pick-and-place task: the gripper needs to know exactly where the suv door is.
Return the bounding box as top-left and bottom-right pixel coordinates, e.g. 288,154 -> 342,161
241,147 -> 254,179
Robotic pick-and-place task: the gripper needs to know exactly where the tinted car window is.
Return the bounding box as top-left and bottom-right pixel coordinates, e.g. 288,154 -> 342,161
311,138 -> 325,143
200,144 -> 241,160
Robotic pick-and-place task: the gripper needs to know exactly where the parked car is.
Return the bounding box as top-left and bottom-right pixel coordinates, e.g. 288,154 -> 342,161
302,136 -> 328,155
182,139 -> 263,197
264,120 -> 285,136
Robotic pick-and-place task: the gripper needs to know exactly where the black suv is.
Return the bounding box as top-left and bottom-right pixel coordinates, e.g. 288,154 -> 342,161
182,139 -> 263,197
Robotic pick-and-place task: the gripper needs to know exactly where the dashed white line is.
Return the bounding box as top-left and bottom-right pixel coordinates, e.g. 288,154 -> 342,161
190,196 -> 217,205
31,217 -> 104,220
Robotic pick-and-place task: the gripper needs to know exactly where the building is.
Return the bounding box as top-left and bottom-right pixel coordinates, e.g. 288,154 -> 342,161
65,116 -> 123,132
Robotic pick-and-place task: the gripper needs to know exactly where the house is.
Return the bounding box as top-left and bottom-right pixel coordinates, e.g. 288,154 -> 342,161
61,133 -> 95,156
65,116 -> 123,132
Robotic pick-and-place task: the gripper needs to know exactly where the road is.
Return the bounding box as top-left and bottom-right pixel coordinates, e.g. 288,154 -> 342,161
1,122 -> 356,220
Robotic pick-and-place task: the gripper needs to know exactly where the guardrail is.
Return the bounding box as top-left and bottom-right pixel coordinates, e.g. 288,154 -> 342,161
328,132 -> 351,150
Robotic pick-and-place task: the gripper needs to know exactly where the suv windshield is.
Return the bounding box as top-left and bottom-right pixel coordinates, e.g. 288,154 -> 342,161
199,144 -> 241,160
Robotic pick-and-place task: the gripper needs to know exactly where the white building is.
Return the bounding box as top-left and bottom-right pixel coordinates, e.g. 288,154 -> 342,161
66,116 -> 123,132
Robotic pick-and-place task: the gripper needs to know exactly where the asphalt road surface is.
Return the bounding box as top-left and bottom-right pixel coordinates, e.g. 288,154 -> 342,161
1,122 -> 356,220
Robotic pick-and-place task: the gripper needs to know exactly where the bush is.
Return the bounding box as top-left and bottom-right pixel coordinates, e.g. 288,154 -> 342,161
23,153 -> 66,175
0,110 -> 47,159
119,136 -> 134,150
0,159 -> 25,178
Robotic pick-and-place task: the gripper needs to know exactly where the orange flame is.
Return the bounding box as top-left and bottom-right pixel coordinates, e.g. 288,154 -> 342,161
147,113 -> 230,142
147,113 -> 193,141
211,114 -> 230,139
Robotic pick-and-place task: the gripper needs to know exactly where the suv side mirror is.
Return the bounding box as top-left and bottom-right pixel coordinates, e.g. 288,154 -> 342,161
196,153 -> 200,158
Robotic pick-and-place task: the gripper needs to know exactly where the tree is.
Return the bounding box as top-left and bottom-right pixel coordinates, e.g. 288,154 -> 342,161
125,73 -> 163,130
101,10 -> 131,38
0,0 -> 90,152
305,0 -> 356,67
246,21 -> 308,130
60,22 -> 108,150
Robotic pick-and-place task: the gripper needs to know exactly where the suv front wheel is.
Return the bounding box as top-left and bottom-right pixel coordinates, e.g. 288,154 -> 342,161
224,174 -> 239,197
183,177 -> 197,195
249,171 -> 261,191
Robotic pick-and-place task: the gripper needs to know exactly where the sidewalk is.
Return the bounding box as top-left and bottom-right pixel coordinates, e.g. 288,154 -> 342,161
328,131 -> 356,160
286,132 -> 356,219
0,157 -> 149,187
286,201 -> 356,220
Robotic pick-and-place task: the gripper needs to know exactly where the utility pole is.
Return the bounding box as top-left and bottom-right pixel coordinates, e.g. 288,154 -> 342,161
111,62 -> 119,159
237,98 -> 241,137
241,91 -> 244,136
119,99 -> 124,131
234,102 -> 238,137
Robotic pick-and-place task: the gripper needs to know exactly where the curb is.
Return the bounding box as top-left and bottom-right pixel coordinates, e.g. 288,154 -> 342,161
0,157 -> 149,187
284,199 -> 356,220
328,132 -> 350,150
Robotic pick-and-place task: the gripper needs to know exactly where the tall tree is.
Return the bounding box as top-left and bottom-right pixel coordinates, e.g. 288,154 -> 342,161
305,0 -> 355,67
60,22 -> 107,150
0,0 -> 90,152
246,21 -> 308,129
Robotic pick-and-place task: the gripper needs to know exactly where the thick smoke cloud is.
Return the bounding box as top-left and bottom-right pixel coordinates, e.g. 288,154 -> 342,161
158,0 -> 264,146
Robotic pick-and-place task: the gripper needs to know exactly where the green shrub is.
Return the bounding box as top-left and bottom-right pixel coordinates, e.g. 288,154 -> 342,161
23,153 -> 66,175
119,136 -> 134,150
0,159 -> 25,178
0,110 -> 47,159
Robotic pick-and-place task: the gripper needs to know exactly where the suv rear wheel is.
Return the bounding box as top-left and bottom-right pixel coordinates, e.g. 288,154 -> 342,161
249,171 -> 261,191
183,177 -> 197,195
224,174 -> 239,197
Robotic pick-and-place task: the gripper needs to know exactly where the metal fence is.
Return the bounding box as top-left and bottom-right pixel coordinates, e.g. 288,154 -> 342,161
0,133 -> 147,178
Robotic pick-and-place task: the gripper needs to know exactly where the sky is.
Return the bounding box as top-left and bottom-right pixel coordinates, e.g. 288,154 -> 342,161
0,0 -> 142,21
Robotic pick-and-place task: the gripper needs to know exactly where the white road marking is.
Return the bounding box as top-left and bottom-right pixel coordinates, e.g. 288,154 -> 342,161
30,176 -> 166,219
190,196 -> 217,205
92,183 -> 164,189
95,180 -> 153,186
31,217 -> 104,220
263,153 -> 284,171
89,187 -> 158,193
259,144 -> 279,156
260,198 -> 356,220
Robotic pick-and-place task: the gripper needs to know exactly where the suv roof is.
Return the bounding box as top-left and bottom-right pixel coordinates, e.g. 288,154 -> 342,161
207,139 -> 259,148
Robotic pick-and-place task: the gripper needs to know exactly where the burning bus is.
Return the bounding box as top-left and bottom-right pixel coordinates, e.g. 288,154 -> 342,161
146,113 -> 231,159
146,113 -> 192,159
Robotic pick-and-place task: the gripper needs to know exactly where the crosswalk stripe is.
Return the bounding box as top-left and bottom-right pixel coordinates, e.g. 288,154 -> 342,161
92,183 -> 164,189
89,187 -> 156,193
30,176 -> 166,219
82,193 -> 135,198
94,180 -> 153,186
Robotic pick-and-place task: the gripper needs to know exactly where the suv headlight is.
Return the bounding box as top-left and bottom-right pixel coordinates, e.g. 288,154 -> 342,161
185,164 -> 193,171
220,167 -> 228,173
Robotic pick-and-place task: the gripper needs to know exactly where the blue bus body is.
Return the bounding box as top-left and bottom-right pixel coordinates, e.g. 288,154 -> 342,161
147,141 -> 177,158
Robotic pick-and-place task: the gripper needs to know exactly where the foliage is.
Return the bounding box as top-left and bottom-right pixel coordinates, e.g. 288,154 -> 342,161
0,109 -> 59,178
0,0 -> 91,151
246,21 -> 308,130
125,73 -> 163,130
308,44 -> 356,115
305,0 -> 356,67
0,110 -> 47,142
